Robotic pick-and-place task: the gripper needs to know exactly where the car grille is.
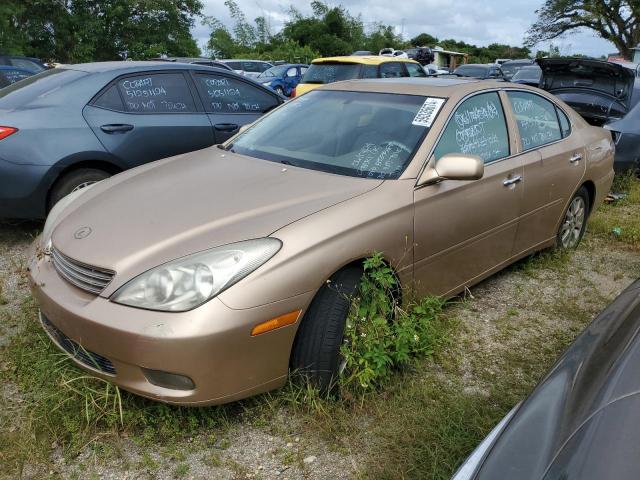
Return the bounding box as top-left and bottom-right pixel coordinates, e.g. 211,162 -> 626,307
40,312 -> 116,375
51,247 -> 114,295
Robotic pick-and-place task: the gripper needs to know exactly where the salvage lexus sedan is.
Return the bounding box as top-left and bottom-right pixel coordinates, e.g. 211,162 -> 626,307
28,78 -> 614,405
452,279 -> 640,480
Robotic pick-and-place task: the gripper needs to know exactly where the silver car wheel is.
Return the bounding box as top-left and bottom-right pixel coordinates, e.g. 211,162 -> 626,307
560,196 -> 586,248
71,181 -> 98,193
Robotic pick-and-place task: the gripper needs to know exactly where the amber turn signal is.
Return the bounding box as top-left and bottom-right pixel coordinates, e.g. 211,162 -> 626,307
251,310 -> 301,336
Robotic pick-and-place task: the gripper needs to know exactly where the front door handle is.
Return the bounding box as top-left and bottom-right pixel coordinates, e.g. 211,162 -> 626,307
503,175 -> 522,186
100,124 -> 134,134
570,153 -> 583,163
214,123 -> 240,133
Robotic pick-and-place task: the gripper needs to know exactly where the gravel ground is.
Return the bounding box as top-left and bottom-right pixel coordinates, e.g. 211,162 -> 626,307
1,217 -> 639,479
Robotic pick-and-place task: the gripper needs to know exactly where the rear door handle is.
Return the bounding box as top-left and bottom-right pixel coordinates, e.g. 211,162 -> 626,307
100,124 -> 134,134
570,154 -> 583,163
214,123 -> 240,132
503,175 -> 522,186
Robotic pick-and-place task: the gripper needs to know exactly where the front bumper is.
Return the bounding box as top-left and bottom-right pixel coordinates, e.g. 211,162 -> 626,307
27,242 -> 315,405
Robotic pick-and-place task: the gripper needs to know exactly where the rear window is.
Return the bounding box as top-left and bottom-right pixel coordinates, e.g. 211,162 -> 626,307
454,66 -> 489,78
0,68 -> 87,108
301,63 -> 362,84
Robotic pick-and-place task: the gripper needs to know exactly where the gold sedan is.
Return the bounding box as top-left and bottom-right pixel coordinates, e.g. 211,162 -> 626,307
28,78 -> 614,405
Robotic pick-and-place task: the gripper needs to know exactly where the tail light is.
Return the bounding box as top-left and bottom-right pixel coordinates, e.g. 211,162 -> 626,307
0,126 -> 18,141
291,87 -> 297,98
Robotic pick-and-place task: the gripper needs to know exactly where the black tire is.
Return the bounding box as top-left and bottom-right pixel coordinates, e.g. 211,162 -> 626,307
49,168 -> 111,211
556,186 -> 590,249
290,265 -> 363,392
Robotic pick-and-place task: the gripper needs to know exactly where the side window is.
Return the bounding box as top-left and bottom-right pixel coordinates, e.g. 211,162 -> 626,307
434,91 -> 510,164
260,63 -> 272,72
507,91 -> 562,150
286,67 -> 297,77
557,107 -> 571,138
116,73 -> 196,113
242,62 -> 261,73
362,65 -> 378,78
10,58 -> 43,72
2,69 -> 31,84
300,66 -> 308,76
406,63 -> 427,77
380,62 -> 408,78
93,84 -> 125,111
194,73 -> 279,113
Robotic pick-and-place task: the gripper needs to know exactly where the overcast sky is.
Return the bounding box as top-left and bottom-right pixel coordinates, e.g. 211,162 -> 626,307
192,0 -> 616,57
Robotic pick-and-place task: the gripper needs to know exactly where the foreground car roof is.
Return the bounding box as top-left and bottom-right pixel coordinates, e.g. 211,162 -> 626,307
319,77 -> 501,97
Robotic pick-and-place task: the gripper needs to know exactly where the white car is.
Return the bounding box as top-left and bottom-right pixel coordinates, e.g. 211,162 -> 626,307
379,48 -> 409,58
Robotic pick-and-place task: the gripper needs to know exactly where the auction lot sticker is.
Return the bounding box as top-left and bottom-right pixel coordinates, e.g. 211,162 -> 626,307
412,98 -> 445,127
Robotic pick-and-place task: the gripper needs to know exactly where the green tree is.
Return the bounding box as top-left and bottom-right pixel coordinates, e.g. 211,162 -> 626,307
1,0 -> 202,63
409,32 -> 438,47
526,0 -> 640,59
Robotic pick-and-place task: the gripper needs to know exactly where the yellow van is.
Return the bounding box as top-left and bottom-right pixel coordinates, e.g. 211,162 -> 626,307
293,55 -> 426,96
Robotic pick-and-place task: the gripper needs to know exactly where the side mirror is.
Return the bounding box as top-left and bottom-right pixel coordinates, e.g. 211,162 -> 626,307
417,153 -> 484,186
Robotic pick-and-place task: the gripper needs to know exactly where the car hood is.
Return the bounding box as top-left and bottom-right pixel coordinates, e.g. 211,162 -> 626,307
474,280 -> 640,480
51,147 -> 382,294
538,58 -> 636,124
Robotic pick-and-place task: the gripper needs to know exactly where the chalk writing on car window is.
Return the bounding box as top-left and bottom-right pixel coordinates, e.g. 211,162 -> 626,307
510,95 -> 561,150
434,93 -> 509,163
352,142 -> 404,178
121,78 -> 167,98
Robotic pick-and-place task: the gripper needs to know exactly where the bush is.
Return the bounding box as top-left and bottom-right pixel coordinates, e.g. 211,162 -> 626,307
340,253 -> 445,393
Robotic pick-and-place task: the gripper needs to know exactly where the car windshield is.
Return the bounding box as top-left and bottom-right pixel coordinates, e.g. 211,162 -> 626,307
500,63 -> 529,77
0,68 -> 86,108
512,68 -> 541,81
230,90 -> 443,179
301,63 -> 362,84
454,66 -> 488,78
258,65 -> 289,79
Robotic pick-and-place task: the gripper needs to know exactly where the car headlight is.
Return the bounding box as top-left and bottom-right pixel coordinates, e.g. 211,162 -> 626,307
42,183 -> 97,253
111,238 -> 282,312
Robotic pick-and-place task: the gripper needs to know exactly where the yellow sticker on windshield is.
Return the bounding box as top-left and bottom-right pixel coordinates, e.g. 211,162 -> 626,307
412,98 -> 445,127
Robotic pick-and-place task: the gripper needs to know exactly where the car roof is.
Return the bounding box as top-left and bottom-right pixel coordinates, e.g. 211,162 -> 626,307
219,59 -> 271,63
311,56 -> 419,65
456,64 -> 491,68
319,77 -> 490,97
61,61 -> 228,73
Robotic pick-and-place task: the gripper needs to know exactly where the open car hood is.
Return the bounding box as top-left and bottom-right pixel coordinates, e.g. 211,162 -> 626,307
538,58 -> 637,125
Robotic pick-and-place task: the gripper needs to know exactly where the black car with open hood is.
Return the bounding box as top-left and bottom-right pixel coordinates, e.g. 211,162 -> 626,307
538,58 -> 638,126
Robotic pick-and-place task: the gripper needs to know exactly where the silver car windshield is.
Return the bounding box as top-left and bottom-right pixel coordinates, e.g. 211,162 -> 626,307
230,90 -> 444,179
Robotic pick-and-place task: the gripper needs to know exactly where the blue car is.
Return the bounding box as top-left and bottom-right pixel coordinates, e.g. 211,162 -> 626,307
0,62 -> 286,219
256,64 -> 308,97
0,66 -> 34,88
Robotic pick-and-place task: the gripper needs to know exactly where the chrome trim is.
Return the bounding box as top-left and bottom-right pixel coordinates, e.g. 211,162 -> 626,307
51,247 -> 114,295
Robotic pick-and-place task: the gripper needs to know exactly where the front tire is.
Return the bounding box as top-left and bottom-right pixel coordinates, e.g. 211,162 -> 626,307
556,186 -> 590,249
290,265 -> 362,391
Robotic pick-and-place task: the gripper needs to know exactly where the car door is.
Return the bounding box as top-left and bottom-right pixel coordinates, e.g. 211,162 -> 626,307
190,71 -> 282,143
83,71 -> 214,169
413,91 -> 524,297
504,90 -> 586,254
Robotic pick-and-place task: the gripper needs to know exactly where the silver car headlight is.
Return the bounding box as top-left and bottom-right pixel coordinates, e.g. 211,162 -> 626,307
111,238 -> 282,312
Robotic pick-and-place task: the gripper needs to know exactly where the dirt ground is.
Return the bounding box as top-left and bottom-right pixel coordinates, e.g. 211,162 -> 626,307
1,197 -> 639,480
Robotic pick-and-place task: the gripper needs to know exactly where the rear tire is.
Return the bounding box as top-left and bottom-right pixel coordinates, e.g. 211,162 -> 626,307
49,168 -> 111,211
556,186 -> 590,249
290,265 -> 363,392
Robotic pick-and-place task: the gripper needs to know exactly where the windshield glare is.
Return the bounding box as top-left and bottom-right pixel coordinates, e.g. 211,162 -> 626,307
301,63 -> 362,84
0,68 -> 86,107
258,65 -> 288,79
230,90 -> 440,179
